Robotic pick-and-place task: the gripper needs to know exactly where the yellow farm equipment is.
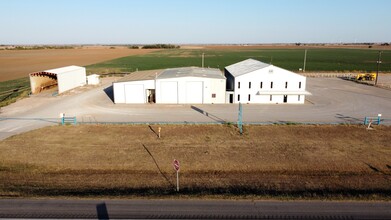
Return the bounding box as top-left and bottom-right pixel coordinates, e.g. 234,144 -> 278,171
356,73 -> 376,81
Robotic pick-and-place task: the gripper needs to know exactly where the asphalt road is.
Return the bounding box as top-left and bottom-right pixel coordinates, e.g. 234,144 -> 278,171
1,77 -> 391,140
0,199 -> 390,219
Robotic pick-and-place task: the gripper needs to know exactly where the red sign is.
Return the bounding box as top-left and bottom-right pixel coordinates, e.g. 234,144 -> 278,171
173,159 -> 180,172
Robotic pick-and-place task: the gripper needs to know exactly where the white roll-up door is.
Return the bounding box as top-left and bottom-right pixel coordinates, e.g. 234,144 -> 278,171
160,81 -> 178,104
124,84 -> 145,103
186,81 -> 203,103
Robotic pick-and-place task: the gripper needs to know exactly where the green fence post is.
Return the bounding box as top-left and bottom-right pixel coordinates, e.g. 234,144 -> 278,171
238,102 -> 243,135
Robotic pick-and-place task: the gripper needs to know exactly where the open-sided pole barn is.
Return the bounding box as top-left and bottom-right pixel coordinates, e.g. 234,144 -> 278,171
29,65 -> 86,94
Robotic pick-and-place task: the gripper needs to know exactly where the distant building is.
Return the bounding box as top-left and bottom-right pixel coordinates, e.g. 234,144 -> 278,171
113,67 -> 226,104
224,59 -> 310,104
29,65 -> 86,94
87,74 -> 100,85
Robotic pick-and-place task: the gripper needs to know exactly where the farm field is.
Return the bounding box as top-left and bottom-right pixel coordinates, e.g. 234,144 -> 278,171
1,46 -> 391,107
0,46 -> 158,106
0,124 -> 390,199
87,47 -> 391,74
0,46 -> 158,82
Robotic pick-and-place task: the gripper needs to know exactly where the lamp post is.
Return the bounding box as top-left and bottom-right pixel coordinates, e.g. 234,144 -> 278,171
375,51 -> 382,86
202,53 -> 205,68
303,49 -> 308,72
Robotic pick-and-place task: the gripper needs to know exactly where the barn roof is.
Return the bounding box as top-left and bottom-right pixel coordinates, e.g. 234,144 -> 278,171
225,59 -> 271,77
116,69 -> 164,83
157,67 -> 225,80
43,65 -> 85,75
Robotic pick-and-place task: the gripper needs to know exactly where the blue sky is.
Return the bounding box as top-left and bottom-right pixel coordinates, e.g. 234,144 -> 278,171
1,0 -> 390,44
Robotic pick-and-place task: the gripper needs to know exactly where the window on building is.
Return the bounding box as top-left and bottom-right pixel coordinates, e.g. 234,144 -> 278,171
271,82 -> 273,89
270,95 -> 272,101
298,95 -> 301,101
248,94 -> 251,101
299,82 -> 302,89
212,93 -> 216,98
285,82 -> 288,89
238,82 -> 240,89
249,82 -> 251,88
260,82 -> 263,89
238,94 -> 240,101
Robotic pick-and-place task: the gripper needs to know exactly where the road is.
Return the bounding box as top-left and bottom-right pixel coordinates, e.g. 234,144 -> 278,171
0,199 -> 390,219
1,77 -> 391,140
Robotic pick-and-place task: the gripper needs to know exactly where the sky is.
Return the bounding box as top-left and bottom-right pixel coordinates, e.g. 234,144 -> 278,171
0,0 -> 390,44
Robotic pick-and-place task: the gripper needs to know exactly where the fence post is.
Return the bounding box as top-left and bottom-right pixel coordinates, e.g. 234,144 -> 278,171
364,117 -> 368,125
74,117 -> 77,125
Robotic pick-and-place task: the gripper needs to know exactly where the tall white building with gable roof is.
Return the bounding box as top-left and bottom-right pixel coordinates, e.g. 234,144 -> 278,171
224,59 -> 311,104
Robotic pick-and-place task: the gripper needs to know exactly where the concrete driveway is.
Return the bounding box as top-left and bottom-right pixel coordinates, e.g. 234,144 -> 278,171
1,77 -> 390,140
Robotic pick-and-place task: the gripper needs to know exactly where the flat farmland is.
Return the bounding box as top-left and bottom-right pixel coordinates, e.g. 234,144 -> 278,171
87,47 -> 391,74
0,46 -> 158,82
0,124 -> 390,199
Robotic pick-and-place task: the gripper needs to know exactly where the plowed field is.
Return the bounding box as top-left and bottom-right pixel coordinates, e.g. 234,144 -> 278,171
0,46 -> 158,82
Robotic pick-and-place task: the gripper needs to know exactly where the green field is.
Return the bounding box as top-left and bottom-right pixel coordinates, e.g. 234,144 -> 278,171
87,48 -> 391,74
1,48 -> 390,108
0,77 -> 30,107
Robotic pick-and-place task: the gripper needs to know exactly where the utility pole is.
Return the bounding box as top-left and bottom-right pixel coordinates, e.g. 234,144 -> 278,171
202,53 -> 205,68
375,51 -> 382,86
303,49 -> 308,72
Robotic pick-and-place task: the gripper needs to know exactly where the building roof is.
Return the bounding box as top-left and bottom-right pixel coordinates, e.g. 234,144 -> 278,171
44,65 -> 85,75
225,59 -> 271,77
87,74 -> 100,77
157,67 -> 225,80
115,69 -> 164,83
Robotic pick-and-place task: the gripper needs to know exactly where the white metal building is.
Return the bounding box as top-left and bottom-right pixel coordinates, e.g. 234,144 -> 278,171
87,74 -> 100,85
225,59 -> 310,104
113,67 -> 226,104
29,65 -> 86,94
113,70 -> 158,104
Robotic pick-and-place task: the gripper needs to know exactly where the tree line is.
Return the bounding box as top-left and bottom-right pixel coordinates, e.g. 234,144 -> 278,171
141,44 -> 180,49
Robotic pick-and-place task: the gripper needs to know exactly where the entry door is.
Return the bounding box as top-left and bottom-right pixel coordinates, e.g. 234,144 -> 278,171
186,81 -> 203,103
229,94 -> 233,103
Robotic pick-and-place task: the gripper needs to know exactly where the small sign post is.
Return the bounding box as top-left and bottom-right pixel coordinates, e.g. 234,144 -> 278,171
158,127 -> 161,138
173,159 -> 180,192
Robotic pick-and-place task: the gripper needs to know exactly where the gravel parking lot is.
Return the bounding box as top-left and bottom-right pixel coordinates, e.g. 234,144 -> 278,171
1,77 -> 390,140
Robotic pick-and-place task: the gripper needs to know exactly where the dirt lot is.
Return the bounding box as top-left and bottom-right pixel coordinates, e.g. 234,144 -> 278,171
0,46 -> 158,81
0,124 -> 390,199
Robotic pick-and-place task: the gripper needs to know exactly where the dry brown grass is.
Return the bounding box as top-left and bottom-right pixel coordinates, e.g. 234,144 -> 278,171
0,124 -> 390,199
0,46 -> 159,82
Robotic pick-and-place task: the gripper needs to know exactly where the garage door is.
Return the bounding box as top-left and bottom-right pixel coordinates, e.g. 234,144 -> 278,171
124,84 -> 145,103
160,81 -> 178,104
186,81 -> 203,103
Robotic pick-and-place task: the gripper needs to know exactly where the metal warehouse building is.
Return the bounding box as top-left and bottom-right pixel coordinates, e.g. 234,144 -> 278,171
113,67 -> 226,104
225,59 -> 311,104
29,65 -> 86,94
